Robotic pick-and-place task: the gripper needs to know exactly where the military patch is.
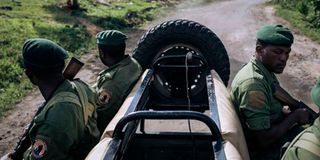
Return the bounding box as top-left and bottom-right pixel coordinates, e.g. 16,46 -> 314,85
31,139 -> 47,159
248,91 -> 266,108
98,89 -> 111,105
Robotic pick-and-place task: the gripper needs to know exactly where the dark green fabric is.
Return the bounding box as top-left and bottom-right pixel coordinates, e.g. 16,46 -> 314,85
282,79 -> 320,160
256,25 -> 294,46
311,79 -> 320,107
281,118 -> 320,160
22,38 -> 69,72
231,57 -> 295,160
25,79 -> 100,160
96,30 -> 128,45
231,57 -> 283,130
93,56 -> 142,132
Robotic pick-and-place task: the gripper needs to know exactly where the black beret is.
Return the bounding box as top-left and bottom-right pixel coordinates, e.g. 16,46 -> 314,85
96,30 -> 128,45
256,25 -> 294,46
22,38 -> 69,72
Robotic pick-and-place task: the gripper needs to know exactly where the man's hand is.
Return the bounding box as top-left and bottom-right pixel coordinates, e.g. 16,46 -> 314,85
291,108 -> 311,125
282,106 -> 291,114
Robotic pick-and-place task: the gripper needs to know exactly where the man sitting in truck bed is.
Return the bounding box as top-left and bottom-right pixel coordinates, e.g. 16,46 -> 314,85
230,25 -> 312,160
93,30 -> 142,132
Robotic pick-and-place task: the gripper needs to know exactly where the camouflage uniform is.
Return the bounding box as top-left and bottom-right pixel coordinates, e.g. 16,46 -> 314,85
23,79 -> 100,160
281,117 -> 320,160
20,38 -> 100,160
25,80 -> 100,159
93,56 -> 141,132
281,79 -> 320,160
231,57 -> 301,160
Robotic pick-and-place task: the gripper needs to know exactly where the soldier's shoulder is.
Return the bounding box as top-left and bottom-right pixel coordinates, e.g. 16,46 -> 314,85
233,63 -> 263,82
45,102 -> 82,123
232,71 -> 264,89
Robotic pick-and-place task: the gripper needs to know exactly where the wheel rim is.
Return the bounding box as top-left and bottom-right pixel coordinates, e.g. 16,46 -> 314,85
152,44 -> 208,98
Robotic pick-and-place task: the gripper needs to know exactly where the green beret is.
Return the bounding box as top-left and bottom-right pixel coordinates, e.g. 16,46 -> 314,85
311,79 -> 320,108
256,24 -> 294,46
96,30 -> 128,45
22,38 -> 69,72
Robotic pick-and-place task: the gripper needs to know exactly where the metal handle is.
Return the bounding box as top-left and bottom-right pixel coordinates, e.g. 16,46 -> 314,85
113,111 -> 223,144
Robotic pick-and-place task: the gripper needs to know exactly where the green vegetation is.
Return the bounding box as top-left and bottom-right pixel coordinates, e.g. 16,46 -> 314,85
0,0 -> 177,115
271,0 -> 320,42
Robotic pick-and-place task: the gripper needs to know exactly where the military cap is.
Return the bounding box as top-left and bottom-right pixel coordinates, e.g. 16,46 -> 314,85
96,30 -> 128,45
22,38 -> 69,72
256,24 -> 294,46
311,79 -> 320,107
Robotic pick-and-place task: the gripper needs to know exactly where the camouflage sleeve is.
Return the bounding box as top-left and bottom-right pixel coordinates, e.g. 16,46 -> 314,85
96,78 -> 121,108
96,66 -> 139,109
28,103 -> 83,160
282,147 -> 320,160
95,71 -> 129,127
95,67 -> 140,131
237,79 -> 271,130
282,124 -> 320,160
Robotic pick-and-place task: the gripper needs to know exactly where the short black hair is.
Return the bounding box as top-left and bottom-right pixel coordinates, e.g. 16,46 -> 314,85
98,43 -> 126,60
256,39 -> 291,47
256,39 -> 269,47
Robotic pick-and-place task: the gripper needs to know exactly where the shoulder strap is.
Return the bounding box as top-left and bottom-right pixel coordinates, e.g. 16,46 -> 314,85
34,92 -> 81,123
292,132 -> 320,157
45,92 -> 81,107
36,81 -> 94,126
71,81 -> 95,125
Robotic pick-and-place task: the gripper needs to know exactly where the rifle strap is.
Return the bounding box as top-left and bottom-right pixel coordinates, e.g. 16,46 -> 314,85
40,81 -> 93,125
292,132 -> 320,157
71,81 -> 94,125
44,92 -> 81,111
282,129 -> 320,159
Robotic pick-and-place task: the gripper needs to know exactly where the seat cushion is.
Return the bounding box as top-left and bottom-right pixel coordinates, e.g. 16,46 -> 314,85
211,70 -> 250,160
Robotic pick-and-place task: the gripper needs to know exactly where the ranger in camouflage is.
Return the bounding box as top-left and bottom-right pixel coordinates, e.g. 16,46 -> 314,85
94,30 -> 142,132
22,38 -> 100,159
281,80 -> 320,160
231,25 -> 312,160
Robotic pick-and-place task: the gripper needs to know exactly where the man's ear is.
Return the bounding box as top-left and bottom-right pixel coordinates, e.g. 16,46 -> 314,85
98,45 -> 106,58
256,44 -> 263,53
25,69 -> 38,85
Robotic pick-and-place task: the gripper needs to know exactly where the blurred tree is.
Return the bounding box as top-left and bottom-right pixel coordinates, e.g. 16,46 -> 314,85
298,1 -> 309,18
315,0 -> 320,16
67,0 -> 79,10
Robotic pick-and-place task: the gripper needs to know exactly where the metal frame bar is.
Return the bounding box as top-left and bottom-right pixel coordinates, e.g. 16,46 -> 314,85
206,74 -> 226,160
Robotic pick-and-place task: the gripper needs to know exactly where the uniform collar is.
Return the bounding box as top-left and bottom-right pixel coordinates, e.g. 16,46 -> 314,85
98,55 -> 131,76
50,79 -> 72,97
250,56 -> 278,84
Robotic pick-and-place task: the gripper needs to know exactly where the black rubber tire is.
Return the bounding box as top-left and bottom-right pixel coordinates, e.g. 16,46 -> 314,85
133,19 -> 230,86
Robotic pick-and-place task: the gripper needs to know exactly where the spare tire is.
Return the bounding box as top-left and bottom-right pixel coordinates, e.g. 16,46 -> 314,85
133,19 -> 230,86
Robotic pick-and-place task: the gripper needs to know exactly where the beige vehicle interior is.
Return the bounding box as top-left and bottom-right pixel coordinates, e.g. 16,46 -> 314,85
86,19 -> 249,160
86,70 -> 249,160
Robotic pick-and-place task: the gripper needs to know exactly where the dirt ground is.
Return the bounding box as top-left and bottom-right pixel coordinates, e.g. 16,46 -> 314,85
1,0 -> 320,156
156,0 -> 320,109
